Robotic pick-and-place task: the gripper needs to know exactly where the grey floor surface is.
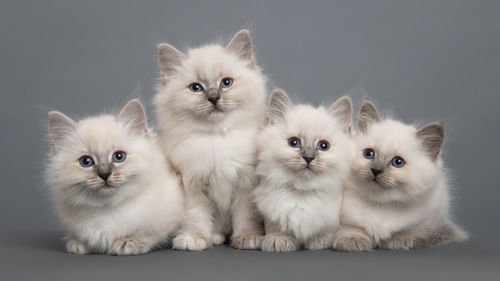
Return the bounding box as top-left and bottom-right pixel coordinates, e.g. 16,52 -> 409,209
2,230 -> 499,281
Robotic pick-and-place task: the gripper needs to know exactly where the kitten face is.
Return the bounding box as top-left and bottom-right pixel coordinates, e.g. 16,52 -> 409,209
155,30 -> 265,124
350,101 -> 445,203
47,99 -> 153,207
257,89 -> 353,188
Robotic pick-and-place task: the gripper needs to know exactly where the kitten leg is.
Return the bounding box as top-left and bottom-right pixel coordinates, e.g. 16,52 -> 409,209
379,230 -> 415,250
66,236 -> 89,255
333,224 -> 374,252
305,226 -> 337,250
173,180 -> 215,251
413,221 -> 468,249
108,237 -> 152,255
211,209 -> 227,245
261,219 -> 299,252
230,187 -> 263,249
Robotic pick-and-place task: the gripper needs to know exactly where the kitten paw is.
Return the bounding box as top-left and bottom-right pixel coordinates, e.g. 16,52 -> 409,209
261,234 -> 299,252
66,238 -> 89,255
380,236 -> 414,250
305,235 -> 334,250
211,233 -> 226,245
333,236 -> 373,252
172,232 -> 210,251
109,238 -> 151,255
230,233 -> 262,250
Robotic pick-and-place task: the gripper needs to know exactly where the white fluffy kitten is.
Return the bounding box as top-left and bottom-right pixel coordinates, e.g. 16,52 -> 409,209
46,99 -> 184,255
333,100 -> 467,251
154,30 -> 266,250
253,89 -> 353,252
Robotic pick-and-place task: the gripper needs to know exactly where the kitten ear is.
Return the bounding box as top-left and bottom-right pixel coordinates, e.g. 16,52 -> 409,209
157,43 -> 186,77
226,29 -> 255,67
118,98 -> 147,135
328,96 -> 353,132
416,122 -> 445,161
48,111 -> 77,151
357,100 -> 382,133
267,88 -> 293,125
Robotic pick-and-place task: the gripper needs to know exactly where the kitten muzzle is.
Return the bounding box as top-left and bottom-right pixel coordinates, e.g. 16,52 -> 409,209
97,164 -> 112,181
206,88 -> 221,106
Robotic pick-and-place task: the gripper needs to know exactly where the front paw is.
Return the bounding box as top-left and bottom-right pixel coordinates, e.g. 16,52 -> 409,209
261,234 -> 299,252
172,232 -> 210,251
109,238 -> 151,255
211,233 -> 226,245
333,236 -> 373,252
66,238 -> 89,255
231,233 -> 262,250
380,236 -> 414,250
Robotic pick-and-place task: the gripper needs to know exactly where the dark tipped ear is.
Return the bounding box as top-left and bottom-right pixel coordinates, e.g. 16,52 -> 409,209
226,29 -> 255,67
157,43 -> 186,77
416,122 -> 444,161
48,111 -> 77,151
328,96 -> 353,132
118,98 -> 147,135
267,88 -> 293,125
357,100 -> 382,133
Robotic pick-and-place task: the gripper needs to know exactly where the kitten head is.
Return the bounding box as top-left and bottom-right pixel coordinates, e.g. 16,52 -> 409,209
350,100 -> 445,203
154,30 -> 266,125
256,89 -> 353,190
46,99 -> 158,208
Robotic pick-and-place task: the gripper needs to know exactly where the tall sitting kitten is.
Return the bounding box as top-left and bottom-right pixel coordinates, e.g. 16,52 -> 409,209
154,30 -> 266,250
253,89 -> 353,252
46,99 -> 184,255
333,101 -> 467,251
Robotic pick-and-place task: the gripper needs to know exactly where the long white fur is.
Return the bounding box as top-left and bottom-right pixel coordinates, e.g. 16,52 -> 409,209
334,101 -> 467,251
154,30 -> 266,250
46,99 -> 184,255
253,90 -> 354,252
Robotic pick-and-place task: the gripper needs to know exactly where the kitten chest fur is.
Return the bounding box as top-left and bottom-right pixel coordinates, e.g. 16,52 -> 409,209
341,179 -> 448,243
254,182 -> 342,242
165,125 -> 259,212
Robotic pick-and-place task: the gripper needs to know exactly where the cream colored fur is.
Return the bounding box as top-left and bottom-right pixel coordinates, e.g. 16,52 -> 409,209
253,89 -> 354,252
334,101 -> 467,252
46,99 -> 184,255
154,30 -> 266,250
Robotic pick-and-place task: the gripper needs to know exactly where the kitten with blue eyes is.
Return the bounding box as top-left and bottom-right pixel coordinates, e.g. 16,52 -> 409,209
333,100 -> 467,251
154,30 -> 266,250
252,89 -> 353,252
45,99 -> 184,255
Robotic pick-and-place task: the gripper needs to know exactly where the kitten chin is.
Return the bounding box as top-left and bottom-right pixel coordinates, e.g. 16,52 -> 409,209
254,89 -> 353,251
154,30 -> 266,250
334,100 -> 467,252
45,99 -> 184,255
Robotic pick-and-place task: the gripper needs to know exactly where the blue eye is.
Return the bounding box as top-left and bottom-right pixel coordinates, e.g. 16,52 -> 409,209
288,137 -> 301,148
317,140 -> 330,151
391,156 -> 405,168
220,77 -> 233,88
112,151 -> 127,163
363,148 -> 375,159
189,83 -> 203,92
79,156 -> 94,167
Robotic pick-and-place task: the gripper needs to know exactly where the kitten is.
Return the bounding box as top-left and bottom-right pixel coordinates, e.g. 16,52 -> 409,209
252,89 -> 353,252
46,99 -> 184,255
333,100 -> 468,251
154,30 -> 266,250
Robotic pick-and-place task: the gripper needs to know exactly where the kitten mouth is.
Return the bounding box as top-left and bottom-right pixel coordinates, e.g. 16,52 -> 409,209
368,177 -> 390,189
100,182 -> 116,189
210,107 -> 224,113
301,165 -> 314,172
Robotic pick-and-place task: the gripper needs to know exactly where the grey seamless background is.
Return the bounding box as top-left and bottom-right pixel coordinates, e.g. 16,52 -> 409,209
1,0 -> 499,280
